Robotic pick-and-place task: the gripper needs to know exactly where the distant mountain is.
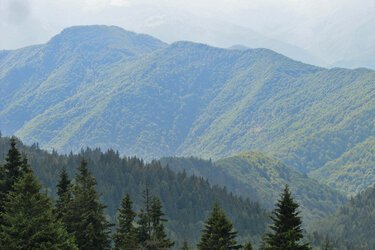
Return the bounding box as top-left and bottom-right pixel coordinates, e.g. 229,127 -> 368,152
0,136 -> 269,247
162,151 -> 347,223
308,184 -> 375,250
2,25 -> 375,196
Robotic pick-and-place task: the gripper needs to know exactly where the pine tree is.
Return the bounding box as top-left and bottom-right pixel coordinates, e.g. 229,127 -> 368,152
136,188 -> 174,249
1,137 -> 23,192
197,202 -> 241,250
137,187 -> 153,244
0,137 -> 27,226
55,167 -> 72,222
0,170 -> 77,249
261,185 -> 311,250
150,196 -> 174,248
66,158 -> 113,250
113,193 -> 138,250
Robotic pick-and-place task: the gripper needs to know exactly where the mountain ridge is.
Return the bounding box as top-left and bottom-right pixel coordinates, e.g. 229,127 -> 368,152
1,25 -> 375,196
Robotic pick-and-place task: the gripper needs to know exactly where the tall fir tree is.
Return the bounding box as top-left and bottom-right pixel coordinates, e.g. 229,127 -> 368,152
55,167 -> 72,222
0,137 -> 27,226
150,196 -> 174,248
137,187 -> 153,244
261,185 -> 311,250
137,187 -> 174,249
66,158 -> 113,250
197,202 -> 241,250
113,193 -> 138,250
0,168 -> 77,249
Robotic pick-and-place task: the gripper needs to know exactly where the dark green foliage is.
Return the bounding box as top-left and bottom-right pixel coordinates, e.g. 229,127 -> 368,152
113,194 -> 138,250
136,188 -> 174,249
162,153 -> 347,223
262,185 -> 311,250
0,137 -> 26,225
309,184 -> 375,249
55,167 -> 72,221
0,170 -> 77,249
197,202 -> 242,250
1,137 -> 23,192
0,136 -> 270,245
65,158 -> 113,250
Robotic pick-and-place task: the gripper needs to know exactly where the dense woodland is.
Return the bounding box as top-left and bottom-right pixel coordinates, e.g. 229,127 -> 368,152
1,135 -> 372,249
0,136 -> 319,249
162,153 -> 347,223
0,136 -> 269,248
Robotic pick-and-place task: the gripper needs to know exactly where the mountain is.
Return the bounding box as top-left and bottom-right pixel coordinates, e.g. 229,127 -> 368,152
2,25 -> 375,196
308,184 -> 375,250
162,151 -> 347,223
0,136 -> 269,247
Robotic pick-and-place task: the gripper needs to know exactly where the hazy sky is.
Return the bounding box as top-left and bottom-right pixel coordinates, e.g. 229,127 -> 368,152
1,0 -> 375,65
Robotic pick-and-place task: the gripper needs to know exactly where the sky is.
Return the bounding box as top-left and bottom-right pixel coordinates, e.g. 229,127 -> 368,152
1,0 -> 375,66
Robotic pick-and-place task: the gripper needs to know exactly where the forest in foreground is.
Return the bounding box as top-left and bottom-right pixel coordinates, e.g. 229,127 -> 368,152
1,135 -> 370,249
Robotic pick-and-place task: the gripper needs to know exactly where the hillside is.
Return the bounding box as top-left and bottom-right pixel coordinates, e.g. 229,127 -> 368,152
2,25 -> 375,196
162,151 -> 347,223
0,136 -> 269,247
308,184 -> 375,250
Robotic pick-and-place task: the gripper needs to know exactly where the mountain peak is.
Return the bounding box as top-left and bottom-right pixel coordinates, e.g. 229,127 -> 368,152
47,25 -> 167,55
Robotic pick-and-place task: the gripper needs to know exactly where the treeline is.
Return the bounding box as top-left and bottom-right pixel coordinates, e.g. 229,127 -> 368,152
0,136 -> 269,247
0,137 -> 315,249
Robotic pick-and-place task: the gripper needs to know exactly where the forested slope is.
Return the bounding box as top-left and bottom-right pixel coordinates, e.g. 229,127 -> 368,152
162,152 -> 347,223
0,136 -> 269,246
2,25 -> 375,196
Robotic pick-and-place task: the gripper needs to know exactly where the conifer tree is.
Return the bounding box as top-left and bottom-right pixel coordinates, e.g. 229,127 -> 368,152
137,187 -> 153,244
197,202 -> 241,250
150,196 -> 174,248
0,169 -> 77,249
261,185 -> 311,250
136,187 -> 174,249
1,137 -> 23,192
113,193 -> 138,250
66,158 -> 113,250
0,137 -> 26,226
55,167 -> 72,222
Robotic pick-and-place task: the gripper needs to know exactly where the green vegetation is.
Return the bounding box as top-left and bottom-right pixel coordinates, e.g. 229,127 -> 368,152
163,152 -> 347,223
308,184 -> 375,249
197,202 -> 242,250
0,136 -> 269,247
1,25 -> 375,197
261,185 -> 311,250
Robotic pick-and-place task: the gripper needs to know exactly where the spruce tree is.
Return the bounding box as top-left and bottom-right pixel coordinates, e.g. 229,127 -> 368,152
66,158 -> 113,250
137,187 -> 153,244
261,185 -> 311,250
0,170 -> 77,249
136,187 -> 174,249
113,193 -> 138,250
55,167 -> 72,222
0,137 -> 26,225
150,196 -> 174,248
197,202 -> 241,250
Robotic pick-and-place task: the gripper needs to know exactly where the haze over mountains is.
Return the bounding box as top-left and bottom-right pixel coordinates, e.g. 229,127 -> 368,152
1,25 -> 375,199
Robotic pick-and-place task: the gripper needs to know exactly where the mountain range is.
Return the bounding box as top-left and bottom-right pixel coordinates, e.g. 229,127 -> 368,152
1,25 -> 375,197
